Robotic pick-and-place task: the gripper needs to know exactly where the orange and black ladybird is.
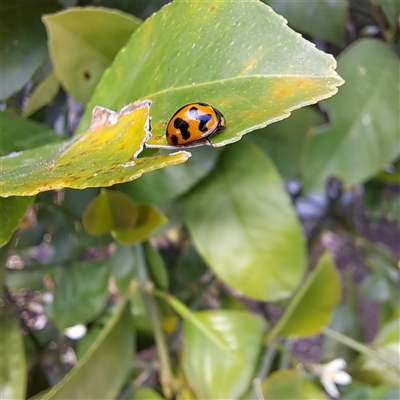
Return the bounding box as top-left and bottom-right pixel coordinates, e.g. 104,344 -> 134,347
166,103 -> 225,146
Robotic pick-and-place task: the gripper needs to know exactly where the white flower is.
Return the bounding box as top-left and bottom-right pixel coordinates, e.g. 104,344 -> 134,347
64,324 -> 87,340
311,358 -> 352,398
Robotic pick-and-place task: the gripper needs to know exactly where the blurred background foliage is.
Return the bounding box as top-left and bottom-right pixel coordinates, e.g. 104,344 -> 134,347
0,0 -> 399,399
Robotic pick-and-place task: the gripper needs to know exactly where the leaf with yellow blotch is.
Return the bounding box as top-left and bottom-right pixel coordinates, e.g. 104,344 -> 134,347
0,100 -> 190,197
78,0 -> 344,150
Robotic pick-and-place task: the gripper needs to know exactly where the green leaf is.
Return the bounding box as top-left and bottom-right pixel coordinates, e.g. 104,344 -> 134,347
119,146 -> 221,204
111,244 -> 136,296
248,107 -> 324,179
268,252 -> 341,339
184,141 -> 307,301
144,241 -> 169,290
0,306 -> 27,400
182,310 -> 267,400
22,73 -> 60,117
0,196 -> 34,247
52,260 -> 111,330
265,0 -> 346,45
78,0 -> 343,148
0,101 -> 190,197
261,369 -> 327,400
83,189 -> 138,234
0,0 -> 59,100
0,110 -> 58,156
302,39 -> 400,193
43,7 -> 141,103
112,204 -> 167,245
341,382 -> 400,400
39,301 -> 134,400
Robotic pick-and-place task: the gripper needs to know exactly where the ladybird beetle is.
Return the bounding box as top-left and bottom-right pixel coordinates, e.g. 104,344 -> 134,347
166,103 -> 225,146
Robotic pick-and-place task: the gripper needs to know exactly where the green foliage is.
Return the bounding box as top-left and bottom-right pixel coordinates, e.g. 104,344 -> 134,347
78,0 -> 343,148
302,39 -> 400,193
266,0 -> 347,45
0,0 -> 59,100
262,369 -> 327,399
268,252 -> 341,339
43,7 -> 141,103
185,141 -> 307,301
0,306 -> 27,400
1,0 -> 399,398
39,301 -> 134,400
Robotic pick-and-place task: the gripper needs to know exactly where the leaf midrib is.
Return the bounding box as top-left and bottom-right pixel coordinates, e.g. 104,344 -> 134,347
141,73 -> 342,102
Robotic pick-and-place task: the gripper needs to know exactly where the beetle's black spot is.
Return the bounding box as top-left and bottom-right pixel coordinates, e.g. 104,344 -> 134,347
174,118 -> 191,140
188,107 -> 212,133
170,135 -> 179,145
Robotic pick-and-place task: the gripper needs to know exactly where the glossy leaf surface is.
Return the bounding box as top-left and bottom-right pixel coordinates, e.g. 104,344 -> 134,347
0,101 -> 190,197
0,307 -> 27,400
43,7 -> 141,103
52,260 -> 111,330
302,39 -> 400,193
185,141 -> 307,301
268,252 -> 341,339
78,0 -> 343,148
39,301 -> 134,400
182,310 -> 267,400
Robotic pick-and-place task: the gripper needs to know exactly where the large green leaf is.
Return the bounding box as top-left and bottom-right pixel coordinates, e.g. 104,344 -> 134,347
182,310 -> 267,400
0,101 -> 190,197
248,107 -> 324,179
43,7 -> 141,103
39,301 -> 134,400
0,307 -> 27,400
78,0 -> 343,148
0,0 -> 58,100
262,369 -> 327,400
0,110 -> 58,156
302,39 -> 400,193
265,0 -> 346,45
184,141 -> 306,301
0,196 -> 34,247
52,260 -> 111,330
268,252 -> 341,340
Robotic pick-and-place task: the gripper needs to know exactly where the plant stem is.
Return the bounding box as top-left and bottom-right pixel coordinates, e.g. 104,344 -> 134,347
134,244 -> 175,399
323,327 -> 400,371
257,343 -> 277,380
